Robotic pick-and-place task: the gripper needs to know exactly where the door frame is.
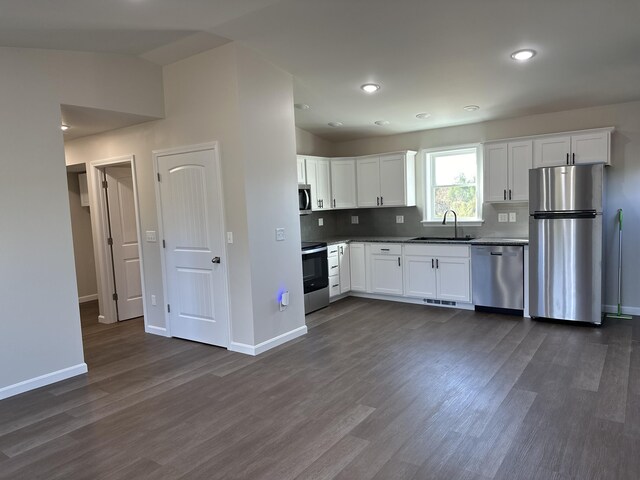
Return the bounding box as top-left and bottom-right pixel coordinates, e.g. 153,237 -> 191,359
152,142 -> 232,344
87,155 -> 147,327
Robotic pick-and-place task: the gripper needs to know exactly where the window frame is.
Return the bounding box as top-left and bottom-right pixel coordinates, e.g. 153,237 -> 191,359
421,144 -> 484,225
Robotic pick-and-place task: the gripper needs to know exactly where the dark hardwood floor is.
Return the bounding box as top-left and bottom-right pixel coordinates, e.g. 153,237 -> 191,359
1,298 -> 639,479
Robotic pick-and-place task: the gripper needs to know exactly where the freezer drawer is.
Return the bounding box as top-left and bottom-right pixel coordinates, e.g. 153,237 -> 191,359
529,215 -> 602,324
529,164 -> 603,214
472,245 -> 524,310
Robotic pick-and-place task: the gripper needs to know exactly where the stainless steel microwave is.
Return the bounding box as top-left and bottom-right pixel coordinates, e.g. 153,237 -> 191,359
298,184 -> 312,215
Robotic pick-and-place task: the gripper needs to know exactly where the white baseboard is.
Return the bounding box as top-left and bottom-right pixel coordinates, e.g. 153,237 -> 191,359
145,325 -> 170,337
0,363 -> 88,401
229,325 -> 308,356
78,294 -> 98,303
348,292 -> 475,310
603,304 -> 640,316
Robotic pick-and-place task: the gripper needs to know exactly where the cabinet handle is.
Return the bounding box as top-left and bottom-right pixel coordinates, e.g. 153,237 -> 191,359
377,196 -> 380,206
572,153 -> 575,165
340,246 -> 343,255
381,248 -> 390,251
331,265 -> 338,269
381,196 -> 384,206
333,199 -> 336,208
566,153 -> 569,165
509,189 -> 512,200
436,259 -> 439,269
503,189 -> 506,200
332,283 -> 339,288
398,257 -> 401,267
431,258 -> 434,269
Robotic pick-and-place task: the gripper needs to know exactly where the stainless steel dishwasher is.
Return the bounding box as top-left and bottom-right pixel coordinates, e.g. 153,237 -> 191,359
471,245 -> 524,312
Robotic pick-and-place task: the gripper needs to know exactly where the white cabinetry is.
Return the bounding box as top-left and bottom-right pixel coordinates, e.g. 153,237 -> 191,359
328,242 -> 351,298
356,152 -> 416,208
306,157 -> 332,210
533,128 -> 612,167
339,243 -> 351,293
369,244 -> 403,295
296,156 -> 306,184
349,243 -> 367,292
403,244 -> 471,303
330,158 -> 357,209
484,141 -> 532,202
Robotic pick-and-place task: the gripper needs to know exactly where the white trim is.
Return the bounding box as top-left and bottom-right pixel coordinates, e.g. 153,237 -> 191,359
483,126 -> 615,146
78,294 -> 98,303
603,304 -> 640,317
145,325 -> 170,337
349,292 -> 475,310
229,325 -> 308,356
421,221 -> 484,227
0,364 -> 88,401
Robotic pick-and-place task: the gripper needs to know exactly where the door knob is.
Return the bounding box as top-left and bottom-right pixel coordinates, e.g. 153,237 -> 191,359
211,257 -> 221,264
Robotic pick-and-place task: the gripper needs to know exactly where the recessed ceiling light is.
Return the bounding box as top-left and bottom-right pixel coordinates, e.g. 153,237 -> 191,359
61,124 -> 70,131
328,122 -> 343,127
416,113 -> 431,119
374,120 -> 390,126
510,49 -> 536,61
463,105 -> 480,112
294,103 -> 310,110
360,83 -> 380,94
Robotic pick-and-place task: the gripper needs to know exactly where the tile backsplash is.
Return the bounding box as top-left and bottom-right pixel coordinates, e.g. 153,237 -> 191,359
299,203 -> 529,241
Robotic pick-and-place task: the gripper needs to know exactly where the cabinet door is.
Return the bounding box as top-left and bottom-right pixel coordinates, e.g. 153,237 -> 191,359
533,136 -> 571,168
296,156 -> 306,184
508,141 -> 532,202
357,157 -> 380,207
331,158 -> 357,209
370,254 -> 403,295
315,158 -> 332,209
484,143 -> 508,202
404,255 -> 437,298
379,154 -> 406,206
571,131 -> 609,165
339,243 -> 351,293
436,258 -> 470,302
305,158 -> 320,210
349,243 -> 367,292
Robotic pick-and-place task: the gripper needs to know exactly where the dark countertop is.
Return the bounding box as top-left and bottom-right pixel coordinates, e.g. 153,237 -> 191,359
311,236 -> 529,247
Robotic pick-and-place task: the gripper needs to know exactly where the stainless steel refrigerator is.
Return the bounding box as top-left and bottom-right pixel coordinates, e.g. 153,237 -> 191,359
529,164 -> 604,325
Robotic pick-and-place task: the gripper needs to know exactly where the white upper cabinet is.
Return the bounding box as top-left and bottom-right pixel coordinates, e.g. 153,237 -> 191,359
356,151 -> 416,208
484,141 -> 532,203
296,156 -> 306,184
533,128 -> 612,167
306,157 -> 332,210
330,158 -> 357,209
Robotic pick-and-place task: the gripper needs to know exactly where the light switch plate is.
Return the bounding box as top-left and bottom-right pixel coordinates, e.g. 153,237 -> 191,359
151,295 -> 157,306
145,230 -> 157,242
396,215 -> 404,224
351,216 -> 359,224
226,232 -> 233,244
498,213 -> 508,223
275,228 -> 285,241
318,218 -> 324,226
509,212 -> 517,223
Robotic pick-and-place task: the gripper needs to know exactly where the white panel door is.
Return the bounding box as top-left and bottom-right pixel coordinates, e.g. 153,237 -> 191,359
403,255 -> 437,298
330,158 -> 357,209
105,166 -> 143,321
436,258 -> 471,302
379,154 -> 406,206
484,143 -> 508,202
349,243 -> 367,292
533,136 -> 571,167
508,141 -> 532,202
157,147 -> 229,347
339,243 -> 351,293
571,131 -> 609,164
356,157 -> 380,207
370,254 -> 403,295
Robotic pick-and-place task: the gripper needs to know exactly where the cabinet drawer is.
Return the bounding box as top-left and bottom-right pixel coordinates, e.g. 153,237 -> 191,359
369,243 -> 402,255
328,255 -> 339,273
328,244 -> 339,257
329,279 -> 341,297
404,244 -> 469,258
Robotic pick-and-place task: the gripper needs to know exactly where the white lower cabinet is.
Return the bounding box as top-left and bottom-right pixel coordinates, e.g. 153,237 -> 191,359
338,244 -> 351,293
403,244 -> 471,303
349,243 -> 367,292
368,244 -> 403,295
328,243 -> 350,298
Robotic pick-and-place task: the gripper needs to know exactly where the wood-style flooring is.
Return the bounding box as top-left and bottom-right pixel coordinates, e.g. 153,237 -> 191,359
1,298 -> 639,479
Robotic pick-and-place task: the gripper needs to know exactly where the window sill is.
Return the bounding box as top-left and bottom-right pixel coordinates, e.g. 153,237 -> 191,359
421,220 -> 484,227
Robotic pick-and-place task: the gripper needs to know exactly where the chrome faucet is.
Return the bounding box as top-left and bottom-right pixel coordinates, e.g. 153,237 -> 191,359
442,210 -> 458,239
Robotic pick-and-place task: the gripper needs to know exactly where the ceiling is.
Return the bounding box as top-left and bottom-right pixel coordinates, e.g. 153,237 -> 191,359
60,105 -> 159,141
4,0 -> 640,142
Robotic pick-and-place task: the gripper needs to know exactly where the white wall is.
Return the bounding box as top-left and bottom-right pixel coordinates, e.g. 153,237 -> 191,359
334,100 -> 640,312
295,127 -> 335,157
67,172 -> 98,299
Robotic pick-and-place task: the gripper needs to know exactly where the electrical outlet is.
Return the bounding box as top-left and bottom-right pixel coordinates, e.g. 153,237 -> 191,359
351,216 -> 359,224
318,218 -> 324,226
498,213 -> 508,223
509,212 -> 517,223
396,215 -> 404,224
275,228 -> 285,241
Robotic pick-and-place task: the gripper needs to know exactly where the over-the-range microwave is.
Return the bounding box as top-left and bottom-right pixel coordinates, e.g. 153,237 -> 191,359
298,184 -> 312,215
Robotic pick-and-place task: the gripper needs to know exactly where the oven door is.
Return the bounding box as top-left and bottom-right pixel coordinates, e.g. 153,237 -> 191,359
302,247 -> 328,293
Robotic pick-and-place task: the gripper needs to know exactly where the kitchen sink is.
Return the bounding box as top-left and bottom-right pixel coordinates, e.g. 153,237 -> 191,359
410,236 -> 475,242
